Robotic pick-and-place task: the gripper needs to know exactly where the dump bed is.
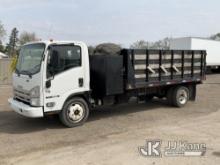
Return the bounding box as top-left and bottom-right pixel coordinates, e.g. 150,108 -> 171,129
121,49 -> 206,89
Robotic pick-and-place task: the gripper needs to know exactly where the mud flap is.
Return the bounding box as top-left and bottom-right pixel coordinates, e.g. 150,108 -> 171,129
189,84 -> 196,101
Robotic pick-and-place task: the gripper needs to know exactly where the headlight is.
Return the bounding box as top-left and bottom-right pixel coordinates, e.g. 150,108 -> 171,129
30,86 -> 40,106
30,98 -> 40,107
30,86 -> 40,98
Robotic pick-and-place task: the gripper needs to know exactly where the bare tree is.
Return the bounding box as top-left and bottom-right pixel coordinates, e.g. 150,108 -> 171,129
88,46 -> 95,55
19,31 -> 39,46
210,33 -> 220,41
151,37 -> 172,49
130,40 -> 151,49
131,38 -> 172,50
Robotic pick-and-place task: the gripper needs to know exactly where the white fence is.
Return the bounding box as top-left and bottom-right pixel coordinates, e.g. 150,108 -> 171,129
0,58 -> 12,85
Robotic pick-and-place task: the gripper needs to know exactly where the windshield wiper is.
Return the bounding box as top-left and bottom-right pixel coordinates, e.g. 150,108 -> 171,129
20,70 -> 32,78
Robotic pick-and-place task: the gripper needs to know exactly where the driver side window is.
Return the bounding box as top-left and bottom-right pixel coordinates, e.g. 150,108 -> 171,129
47,45 -> 81,78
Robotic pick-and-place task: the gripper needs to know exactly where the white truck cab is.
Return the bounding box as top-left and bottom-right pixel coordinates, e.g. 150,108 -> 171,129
9,41 -> 90,127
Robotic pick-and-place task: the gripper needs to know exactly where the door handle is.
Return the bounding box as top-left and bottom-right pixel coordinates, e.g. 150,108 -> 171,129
78,78 -> 84,87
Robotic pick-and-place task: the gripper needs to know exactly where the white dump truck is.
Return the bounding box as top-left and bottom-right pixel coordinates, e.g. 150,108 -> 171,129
8,41 -> 206,127
170,37 -> 220,71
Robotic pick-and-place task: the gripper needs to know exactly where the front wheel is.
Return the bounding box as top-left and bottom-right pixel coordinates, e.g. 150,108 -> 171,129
59,97 -> 89,128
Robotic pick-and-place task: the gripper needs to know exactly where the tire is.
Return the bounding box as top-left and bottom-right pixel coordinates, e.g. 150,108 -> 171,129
172,86 -> 189,107
59,97 -> 89,128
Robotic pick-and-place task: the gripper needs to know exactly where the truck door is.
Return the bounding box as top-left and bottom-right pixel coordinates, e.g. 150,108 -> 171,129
44,44 -> 86,112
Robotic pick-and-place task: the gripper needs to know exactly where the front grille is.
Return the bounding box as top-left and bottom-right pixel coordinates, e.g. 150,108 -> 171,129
14,88 -> 30,105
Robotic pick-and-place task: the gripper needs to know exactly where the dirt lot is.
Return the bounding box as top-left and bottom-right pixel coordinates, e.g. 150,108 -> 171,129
0,75 -> 220,165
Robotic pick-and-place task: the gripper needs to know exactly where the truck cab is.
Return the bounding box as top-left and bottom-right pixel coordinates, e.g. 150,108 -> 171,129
8,41 -> 90,126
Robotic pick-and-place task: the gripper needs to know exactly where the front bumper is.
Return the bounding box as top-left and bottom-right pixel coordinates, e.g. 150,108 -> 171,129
8,98 -> 44,118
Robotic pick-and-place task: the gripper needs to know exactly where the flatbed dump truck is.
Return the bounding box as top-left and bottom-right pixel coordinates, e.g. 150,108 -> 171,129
8,41 -> 206,127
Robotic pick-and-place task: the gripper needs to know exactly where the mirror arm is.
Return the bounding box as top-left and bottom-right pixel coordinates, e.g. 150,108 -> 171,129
46,80 -> 51,88
46,75 -> 54,89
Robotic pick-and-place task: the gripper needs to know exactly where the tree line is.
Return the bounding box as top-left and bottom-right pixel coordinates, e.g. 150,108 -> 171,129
1,20 -> 220,57
0,21 -> 38,57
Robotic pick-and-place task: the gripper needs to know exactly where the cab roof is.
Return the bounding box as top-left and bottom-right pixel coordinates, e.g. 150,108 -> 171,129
23,40 -> 86,47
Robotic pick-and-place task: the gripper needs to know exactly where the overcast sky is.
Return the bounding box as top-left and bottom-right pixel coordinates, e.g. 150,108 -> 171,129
0,0 -> 220,47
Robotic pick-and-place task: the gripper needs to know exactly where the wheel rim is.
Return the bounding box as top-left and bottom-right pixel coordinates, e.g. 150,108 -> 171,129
67,103 -> 84,123
177,89 -> 188,105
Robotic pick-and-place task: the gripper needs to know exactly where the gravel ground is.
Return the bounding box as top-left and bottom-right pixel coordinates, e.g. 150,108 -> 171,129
0,74 -> 220,165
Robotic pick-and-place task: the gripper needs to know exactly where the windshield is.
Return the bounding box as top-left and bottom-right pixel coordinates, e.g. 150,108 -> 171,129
16,43 -> 45,76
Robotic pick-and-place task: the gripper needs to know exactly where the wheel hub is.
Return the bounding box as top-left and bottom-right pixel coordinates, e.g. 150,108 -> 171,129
68,104 -> 84,122
178,89 -> 187,105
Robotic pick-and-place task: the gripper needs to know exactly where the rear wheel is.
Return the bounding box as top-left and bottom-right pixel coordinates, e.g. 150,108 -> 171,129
172,86 -> 189,107
59,97 -> 89,128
